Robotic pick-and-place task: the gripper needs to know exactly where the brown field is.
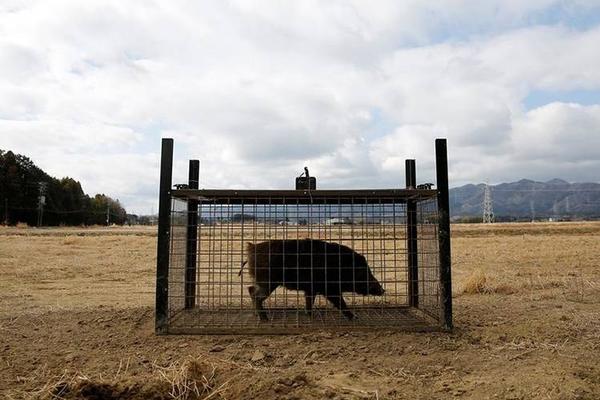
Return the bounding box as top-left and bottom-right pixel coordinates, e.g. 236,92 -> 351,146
1,222 -> 599,399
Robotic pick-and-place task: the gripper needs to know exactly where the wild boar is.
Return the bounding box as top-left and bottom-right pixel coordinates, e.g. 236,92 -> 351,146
242,239 -> 384,321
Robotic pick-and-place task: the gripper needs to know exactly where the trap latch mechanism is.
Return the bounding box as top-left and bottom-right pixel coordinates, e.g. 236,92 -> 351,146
295,167 -> 316,190
417,183 -> 434,190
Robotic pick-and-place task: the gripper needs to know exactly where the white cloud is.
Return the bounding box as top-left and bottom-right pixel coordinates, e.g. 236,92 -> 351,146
0,120 -> 141,151
0,1 -> 599,213
512,103 -> 600,163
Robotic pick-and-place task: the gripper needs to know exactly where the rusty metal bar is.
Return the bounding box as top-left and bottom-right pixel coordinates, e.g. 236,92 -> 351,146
155,138 -> 173,334
406,159 -> 419,308
185,160 -> 199,309
436,138 -> 453,330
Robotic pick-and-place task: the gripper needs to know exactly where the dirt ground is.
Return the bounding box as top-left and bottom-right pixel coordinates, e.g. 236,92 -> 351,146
1,222 -> 599,399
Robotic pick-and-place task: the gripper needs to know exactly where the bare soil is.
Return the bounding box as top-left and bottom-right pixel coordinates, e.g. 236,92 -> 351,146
1,222 -> 599,399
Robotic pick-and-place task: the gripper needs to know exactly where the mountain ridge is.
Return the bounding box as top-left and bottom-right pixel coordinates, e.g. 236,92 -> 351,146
449,179 -> 600,219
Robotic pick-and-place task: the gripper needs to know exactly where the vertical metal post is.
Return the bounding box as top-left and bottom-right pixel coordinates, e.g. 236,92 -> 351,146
405,159 -> 418,308
185,160 -> 199,309
155,138 -> 173,334
435,138 -> 453,330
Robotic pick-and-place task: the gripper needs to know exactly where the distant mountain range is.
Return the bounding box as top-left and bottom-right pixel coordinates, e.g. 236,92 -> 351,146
450,179 -> 600,220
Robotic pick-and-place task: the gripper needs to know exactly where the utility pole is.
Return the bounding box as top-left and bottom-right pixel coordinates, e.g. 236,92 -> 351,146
37,182 -> 47,227
106,205 -> 110,226
482,184 -> 494,223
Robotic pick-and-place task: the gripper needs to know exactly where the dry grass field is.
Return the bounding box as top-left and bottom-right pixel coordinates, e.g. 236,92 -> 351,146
1,222 -> 599,399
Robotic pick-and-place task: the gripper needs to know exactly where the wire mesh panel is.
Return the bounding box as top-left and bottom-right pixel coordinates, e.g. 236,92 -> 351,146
416,198 -> 441,319
163,190 -> 445,334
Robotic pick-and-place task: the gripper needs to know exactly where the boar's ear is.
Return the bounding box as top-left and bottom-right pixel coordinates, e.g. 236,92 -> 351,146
246,242 -> 255,249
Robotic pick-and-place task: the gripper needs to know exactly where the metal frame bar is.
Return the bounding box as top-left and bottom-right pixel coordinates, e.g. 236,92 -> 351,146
436,138 -> 453,330
155,138 -> 173,334
172,188 -> 437,205
185,160 -> 199,309
405,159 -> 419,308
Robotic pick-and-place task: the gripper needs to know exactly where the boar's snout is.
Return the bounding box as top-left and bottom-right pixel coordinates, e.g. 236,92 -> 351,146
369,281 -> 385,296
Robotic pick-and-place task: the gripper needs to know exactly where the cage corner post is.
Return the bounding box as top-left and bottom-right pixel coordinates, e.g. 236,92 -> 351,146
185,160 -> 200,309
155,138 -> 174,334
405,159 -> 419,309
435,138 -> 453,330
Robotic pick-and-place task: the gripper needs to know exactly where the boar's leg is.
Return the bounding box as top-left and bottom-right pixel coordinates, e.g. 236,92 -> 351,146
304,291 -> 315,315
325,292 -> 355,320
248,284 -> 274,321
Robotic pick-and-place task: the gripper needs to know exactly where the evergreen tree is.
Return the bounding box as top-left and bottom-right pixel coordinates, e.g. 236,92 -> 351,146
0,149 -> 128,226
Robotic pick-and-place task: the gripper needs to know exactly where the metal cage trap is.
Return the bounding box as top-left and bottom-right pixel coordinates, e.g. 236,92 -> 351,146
155,139 -> 452,334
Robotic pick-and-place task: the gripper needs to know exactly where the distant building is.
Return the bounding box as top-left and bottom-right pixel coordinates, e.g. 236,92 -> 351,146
325,217 -> 353,225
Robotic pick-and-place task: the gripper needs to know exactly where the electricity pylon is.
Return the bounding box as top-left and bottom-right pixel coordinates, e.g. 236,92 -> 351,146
482,184 -> 494,223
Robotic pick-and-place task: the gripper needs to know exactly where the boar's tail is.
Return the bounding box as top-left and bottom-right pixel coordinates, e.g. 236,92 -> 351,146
237,260 -> 247,276
238,242 -> 255,277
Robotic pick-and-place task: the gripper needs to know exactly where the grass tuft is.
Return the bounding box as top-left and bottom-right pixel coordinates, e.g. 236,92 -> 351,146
29,358 -> 225,400
153,358 -> 220,400
462,269 -> 517,295
462,269 -> 488,294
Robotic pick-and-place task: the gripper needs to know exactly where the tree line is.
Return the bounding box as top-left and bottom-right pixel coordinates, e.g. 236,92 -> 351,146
0,150 -> 127,226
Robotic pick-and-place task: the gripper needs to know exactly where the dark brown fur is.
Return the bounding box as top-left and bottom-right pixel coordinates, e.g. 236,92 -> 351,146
244,239 -> 384,321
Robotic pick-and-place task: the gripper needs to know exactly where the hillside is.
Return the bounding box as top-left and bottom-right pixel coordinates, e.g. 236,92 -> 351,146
450,179 -> 600,220
0,149 -> 128,226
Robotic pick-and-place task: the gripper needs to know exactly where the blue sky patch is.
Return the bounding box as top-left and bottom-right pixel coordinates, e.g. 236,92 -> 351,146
364,108 -> 397,139
524,89 -> 600,110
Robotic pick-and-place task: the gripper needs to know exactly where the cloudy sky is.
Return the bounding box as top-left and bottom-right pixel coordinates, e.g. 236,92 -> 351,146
1,1 -> 600,214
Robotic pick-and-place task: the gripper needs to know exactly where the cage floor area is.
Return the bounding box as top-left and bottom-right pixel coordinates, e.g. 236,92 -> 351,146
165,306 -> 441,334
